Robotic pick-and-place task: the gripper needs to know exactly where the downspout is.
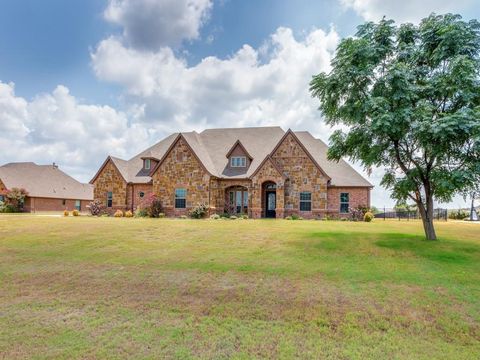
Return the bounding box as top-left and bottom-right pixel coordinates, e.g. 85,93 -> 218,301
131,184 -> 134,212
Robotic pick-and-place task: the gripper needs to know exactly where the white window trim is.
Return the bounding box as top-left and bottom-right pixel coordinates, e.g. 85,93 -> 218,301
144,159 -> 151,170
299,192 -> 312,211
231,156 -> 247,167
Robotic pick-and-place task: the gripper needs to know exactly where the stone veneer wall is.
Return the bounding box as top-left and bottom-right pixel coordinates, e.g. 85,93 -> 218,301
250,158 -> 285,218
271,133 -> 328,219
210,179 -> 252,215
327,187 -> 371,218
152,137 -> 210,217
92,160 -> 127,212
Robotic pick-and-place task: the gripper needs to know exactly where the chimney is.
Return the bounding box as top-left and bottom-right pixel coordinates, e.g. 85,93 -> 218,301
52,162 -> 58,169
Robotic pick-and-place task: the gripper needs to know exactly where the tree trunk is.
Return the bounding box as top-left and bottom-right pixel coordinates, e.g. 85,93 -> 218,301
471,194 -> 475,222
417,197 -> 437,241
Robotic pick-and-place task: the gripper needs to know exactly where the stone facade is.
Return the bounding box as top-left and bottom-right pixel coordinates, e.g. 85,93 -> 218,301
152,137 -> 210,217
271,133 -> 328,219
91,130 -> 372,218
92,160 -> 127,213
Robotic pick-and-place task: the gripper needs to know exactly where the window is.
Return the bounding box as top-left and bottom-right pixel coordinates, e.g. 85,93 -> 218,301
175,188 -> 186,208
107,191 -> 113,208
139,191 -> 145,198
230,156 -> 246,167
0,195 -> 4,202
299,192 -> 312,211
75,200 -> 81,211
228,189 -> 248,214
340,193 -> 349,213
144,159 -> 151,170
62,199 -> 66,206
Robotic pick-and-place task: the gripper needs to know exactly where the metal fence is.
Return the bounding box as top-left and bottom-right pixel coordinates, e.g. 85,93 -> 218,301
374,208 -> 448,221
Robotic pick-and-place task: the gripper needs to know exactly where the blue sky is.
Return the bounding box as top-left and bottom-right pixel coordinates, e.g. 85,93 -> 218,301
0,0 -> 478,207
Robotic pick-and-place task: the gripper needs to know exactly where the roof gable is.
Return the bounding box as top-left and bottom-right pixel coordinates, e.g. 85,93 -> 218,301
270,129 -> 331,181
226,140 -> 253,160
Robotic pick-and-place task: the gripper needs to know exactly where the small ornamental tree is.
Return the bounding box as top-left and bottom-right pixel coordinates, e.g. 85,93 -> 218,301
138,193 -> 163,218
311,14 -> 480,240
3,188 -> 28,212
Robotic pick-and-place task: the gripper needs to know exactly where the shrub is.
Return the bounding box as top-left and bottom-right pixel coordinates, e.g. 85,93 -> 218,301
240,214 -> 249,219
364,212 -> 374,222
1,188 -> 28,212
63,210 -> 69,217
114,210 -> 124,217
72,209 -> 79,217
190,203 -> 208,219
285,216 -> 292,220
87,200 -> 105,216
220,213 -> 230,219
350,205 -> 370,221
134,207 -> 148,218
124,210 -> 133,218
230,215 -> 238,220
449,209 -> 469,220
291,214 -> 300,220
179,215 -> 188,219
158,213 -> 165,218
210,214 -> 220,220
138,193 -> 163,218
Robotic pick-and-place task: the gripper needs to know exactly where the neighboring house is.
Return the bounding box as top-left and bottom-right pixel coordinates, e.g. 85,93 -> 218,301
0,162 -> 93,212
90,127 -> 373,218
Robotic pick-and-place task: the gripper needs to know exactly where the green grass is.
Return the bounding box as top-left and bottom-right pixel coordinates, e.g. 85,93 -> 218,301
0,216 -> 479,359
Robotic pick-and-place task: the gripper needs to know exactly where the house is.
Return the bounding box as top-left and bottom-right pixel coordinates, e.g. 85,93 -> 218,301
0,162 -> 93,212
90,127 -> 373,218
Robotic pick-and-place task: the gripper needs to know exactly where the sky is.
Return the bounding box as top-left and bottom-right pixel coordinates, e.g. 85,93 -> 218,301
0,0 -> 479,208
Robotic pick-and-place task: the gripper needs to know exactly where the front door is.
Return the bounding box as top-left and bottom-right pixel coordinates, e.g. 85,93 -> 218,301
265,191 -> 276,218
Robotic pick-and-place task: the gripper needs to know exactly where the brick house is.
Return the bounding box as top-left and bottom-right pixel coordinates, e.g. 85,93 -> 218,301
0,162 -> 93,212
90,127 -> 372,218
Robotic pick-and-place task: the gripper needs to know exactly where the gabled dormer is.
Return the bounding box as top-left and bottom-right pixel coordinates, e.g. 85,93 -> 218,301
224,140 -> 253,174
140,157 -> 159,172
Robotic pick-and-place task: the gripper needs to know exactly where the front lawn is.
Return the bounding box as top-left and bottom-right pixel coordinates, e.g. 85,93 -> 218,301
0,217 -> 479,359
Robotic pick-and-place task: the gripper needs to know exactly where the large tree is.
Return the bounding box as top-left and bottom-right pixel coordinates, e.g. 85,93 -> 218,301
310,14 -> 480,240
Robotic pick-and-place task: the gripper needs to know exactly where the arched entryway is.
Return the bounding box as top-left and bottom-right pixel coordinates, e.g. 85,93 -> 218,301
262,181 -> 277,218
225,185 -> 249,215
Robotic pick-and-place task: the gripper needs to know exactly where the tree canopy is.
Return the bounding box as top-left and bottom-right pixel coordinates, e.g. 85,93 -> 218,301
310,13 -> 480,240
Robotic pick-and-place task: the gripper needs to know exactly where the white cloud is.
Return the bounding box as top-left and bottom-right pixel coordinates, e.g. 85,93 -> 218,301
340,0 -> 475,23
0,82 -> 149,181
104,0 -> 213,50
92,27 -> 340,135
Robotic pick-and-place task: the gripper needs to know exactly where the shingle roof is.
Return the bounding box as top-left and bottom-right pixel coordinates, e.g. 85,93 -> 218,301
294,131 -> 373,187
0,162 -> 94,200
94,126 -> 372,187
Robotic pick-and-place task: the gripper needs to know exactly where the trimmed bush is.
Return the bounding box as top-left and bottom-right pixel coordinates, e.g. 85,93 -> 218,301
285,216 -> 293,220
291,214 -> 300,220
179,215 -> 188,219
72,209 -> 80,217
210,214 -> 220,220
125,210 -> 133,218
134,208 -> 148,218
364,212 -> 374,222
449,209 -> 469,220
114,210 -> 124,217
230,215 -> 238,220
158,213 -> 165,218
63,210 -> 69,217
190,203 -> 208,219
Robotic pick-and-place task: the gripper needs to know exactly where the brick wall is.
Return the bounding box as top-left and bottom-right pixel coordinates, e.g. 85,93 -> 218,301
271,133 -> 328,219
92,160 -> 127,213
327,187 -> 371,218
152,137 -> 210,217
126,183 -> 154,211
23,197 -> 90,212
